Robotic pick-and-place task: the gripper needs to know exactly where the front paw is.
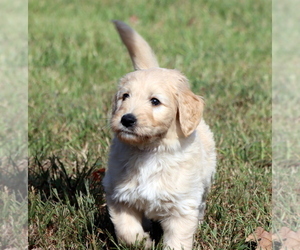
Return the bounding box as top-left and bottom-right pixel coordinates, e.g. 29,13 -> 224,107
117,232 -> 153,249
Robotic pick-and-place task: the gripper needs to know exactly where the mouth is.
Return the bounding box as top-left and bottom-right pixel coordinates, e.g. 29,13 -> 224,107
119,129 -> 138,136
116,127 -> 140,138
115,129 -> 146,145
116,126 -> 155,143
115,127 -> 166,146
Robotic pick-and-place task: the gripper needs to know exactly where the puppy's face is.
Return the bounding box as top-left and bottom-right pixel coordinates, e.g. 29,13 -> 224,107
111,68 -> 204,146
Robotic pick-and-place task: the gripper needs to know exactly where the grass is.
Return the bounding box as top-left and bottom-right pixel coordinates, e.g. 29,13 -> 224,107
0,0 -> 28,249
272,1 -> 300,233
29,0 -> 271,249
272,0 -> 300,233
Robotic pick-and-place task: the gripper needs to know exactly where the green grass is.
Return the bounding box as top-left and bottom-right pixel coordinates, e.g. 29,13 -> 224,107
272,2 -> 300,232
272,1 -> 300,232
29,0 -> 271,249
0,0 -> 28,249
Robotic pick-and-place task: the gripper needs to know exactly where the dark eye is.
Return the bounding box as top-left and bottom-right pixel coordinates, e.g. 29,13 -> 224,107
122,93 -> 129,101
150,98 -> 161,106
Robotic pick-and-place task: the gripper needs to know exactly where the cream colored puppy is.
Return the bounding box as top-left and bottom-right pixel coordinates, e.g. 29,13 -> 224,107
102,21 -> 216,250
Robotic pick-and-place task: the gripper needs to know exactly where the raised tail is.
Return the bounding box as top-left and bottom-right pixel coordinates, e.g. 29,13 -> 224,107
112,20 -> 159,70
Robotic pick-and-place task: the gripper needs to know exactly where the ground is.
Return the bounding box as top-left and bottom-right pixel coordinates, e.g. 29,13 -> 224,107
27,0 -> 271,249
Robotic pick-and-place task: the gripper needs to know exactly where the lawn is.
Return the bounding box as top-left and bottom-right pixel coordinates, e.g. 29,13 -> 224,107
0,0 -> 28,249
28,0 -> 271,249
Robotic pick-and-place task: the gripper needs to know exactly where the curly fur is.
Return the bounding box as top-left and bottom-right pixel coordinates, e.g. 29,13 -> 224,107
102,20 -> 216,250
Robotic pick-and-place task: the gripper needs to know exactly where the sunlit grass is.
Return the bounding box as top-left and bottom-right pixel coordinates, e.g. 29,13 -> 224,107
29,0 -> 271,249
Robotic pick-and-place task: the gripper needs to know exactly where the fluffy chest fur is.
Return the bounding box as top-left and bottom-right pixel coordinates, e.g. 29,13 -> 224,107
103,128 -> 213,219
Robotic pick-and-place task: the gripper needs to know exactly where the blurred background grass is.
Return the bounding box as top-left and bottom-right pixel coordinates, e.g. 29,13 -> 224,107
29,0 -> 271,249
0,0 -> 28,249
272,0 -> 300,233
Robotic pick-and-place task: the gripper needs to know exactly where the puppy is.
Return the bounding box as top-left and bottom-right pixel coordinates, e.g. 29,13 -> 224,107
102,21 -> 216,250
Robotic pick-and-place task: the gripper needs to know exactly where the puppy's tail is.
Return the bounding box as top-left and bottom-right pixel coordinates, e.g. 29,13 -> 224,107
112,20 -> 159,70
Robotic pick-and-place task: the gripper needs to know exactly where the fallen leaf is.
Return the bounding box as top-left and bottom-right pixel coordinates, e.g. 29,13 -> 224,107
246,227 -> 272,250
91,168 -> 106,182
273,227 -> 300,250
247,227 -> 300,250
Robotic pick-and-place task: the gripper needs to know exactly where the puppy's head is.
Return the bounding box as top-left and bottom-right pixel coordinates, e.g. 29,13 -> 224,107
111,68 -> 204,146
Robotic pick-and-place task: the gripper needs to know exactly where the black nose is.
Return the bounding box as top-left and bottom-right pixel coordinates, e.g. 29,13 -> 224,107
121,113 -> 137,128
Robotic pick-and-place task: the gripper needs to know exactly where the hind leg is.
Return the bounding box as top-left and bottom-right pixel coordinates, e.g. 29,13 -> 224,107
198,201 -> 206,224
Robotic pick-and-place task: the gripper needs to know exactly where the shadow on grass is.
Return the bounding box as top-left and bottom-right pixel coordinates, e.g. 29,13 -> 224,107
0,156 -> 28,249
28,156 -> 117,249
28,156 -> 164,249
0,156 -> 28,201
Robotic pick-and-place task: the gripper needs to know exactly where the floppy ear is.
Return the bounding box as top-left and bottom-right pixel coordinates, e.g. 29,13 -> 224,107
113,20 -> 159,70
177,86 -> 204,137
